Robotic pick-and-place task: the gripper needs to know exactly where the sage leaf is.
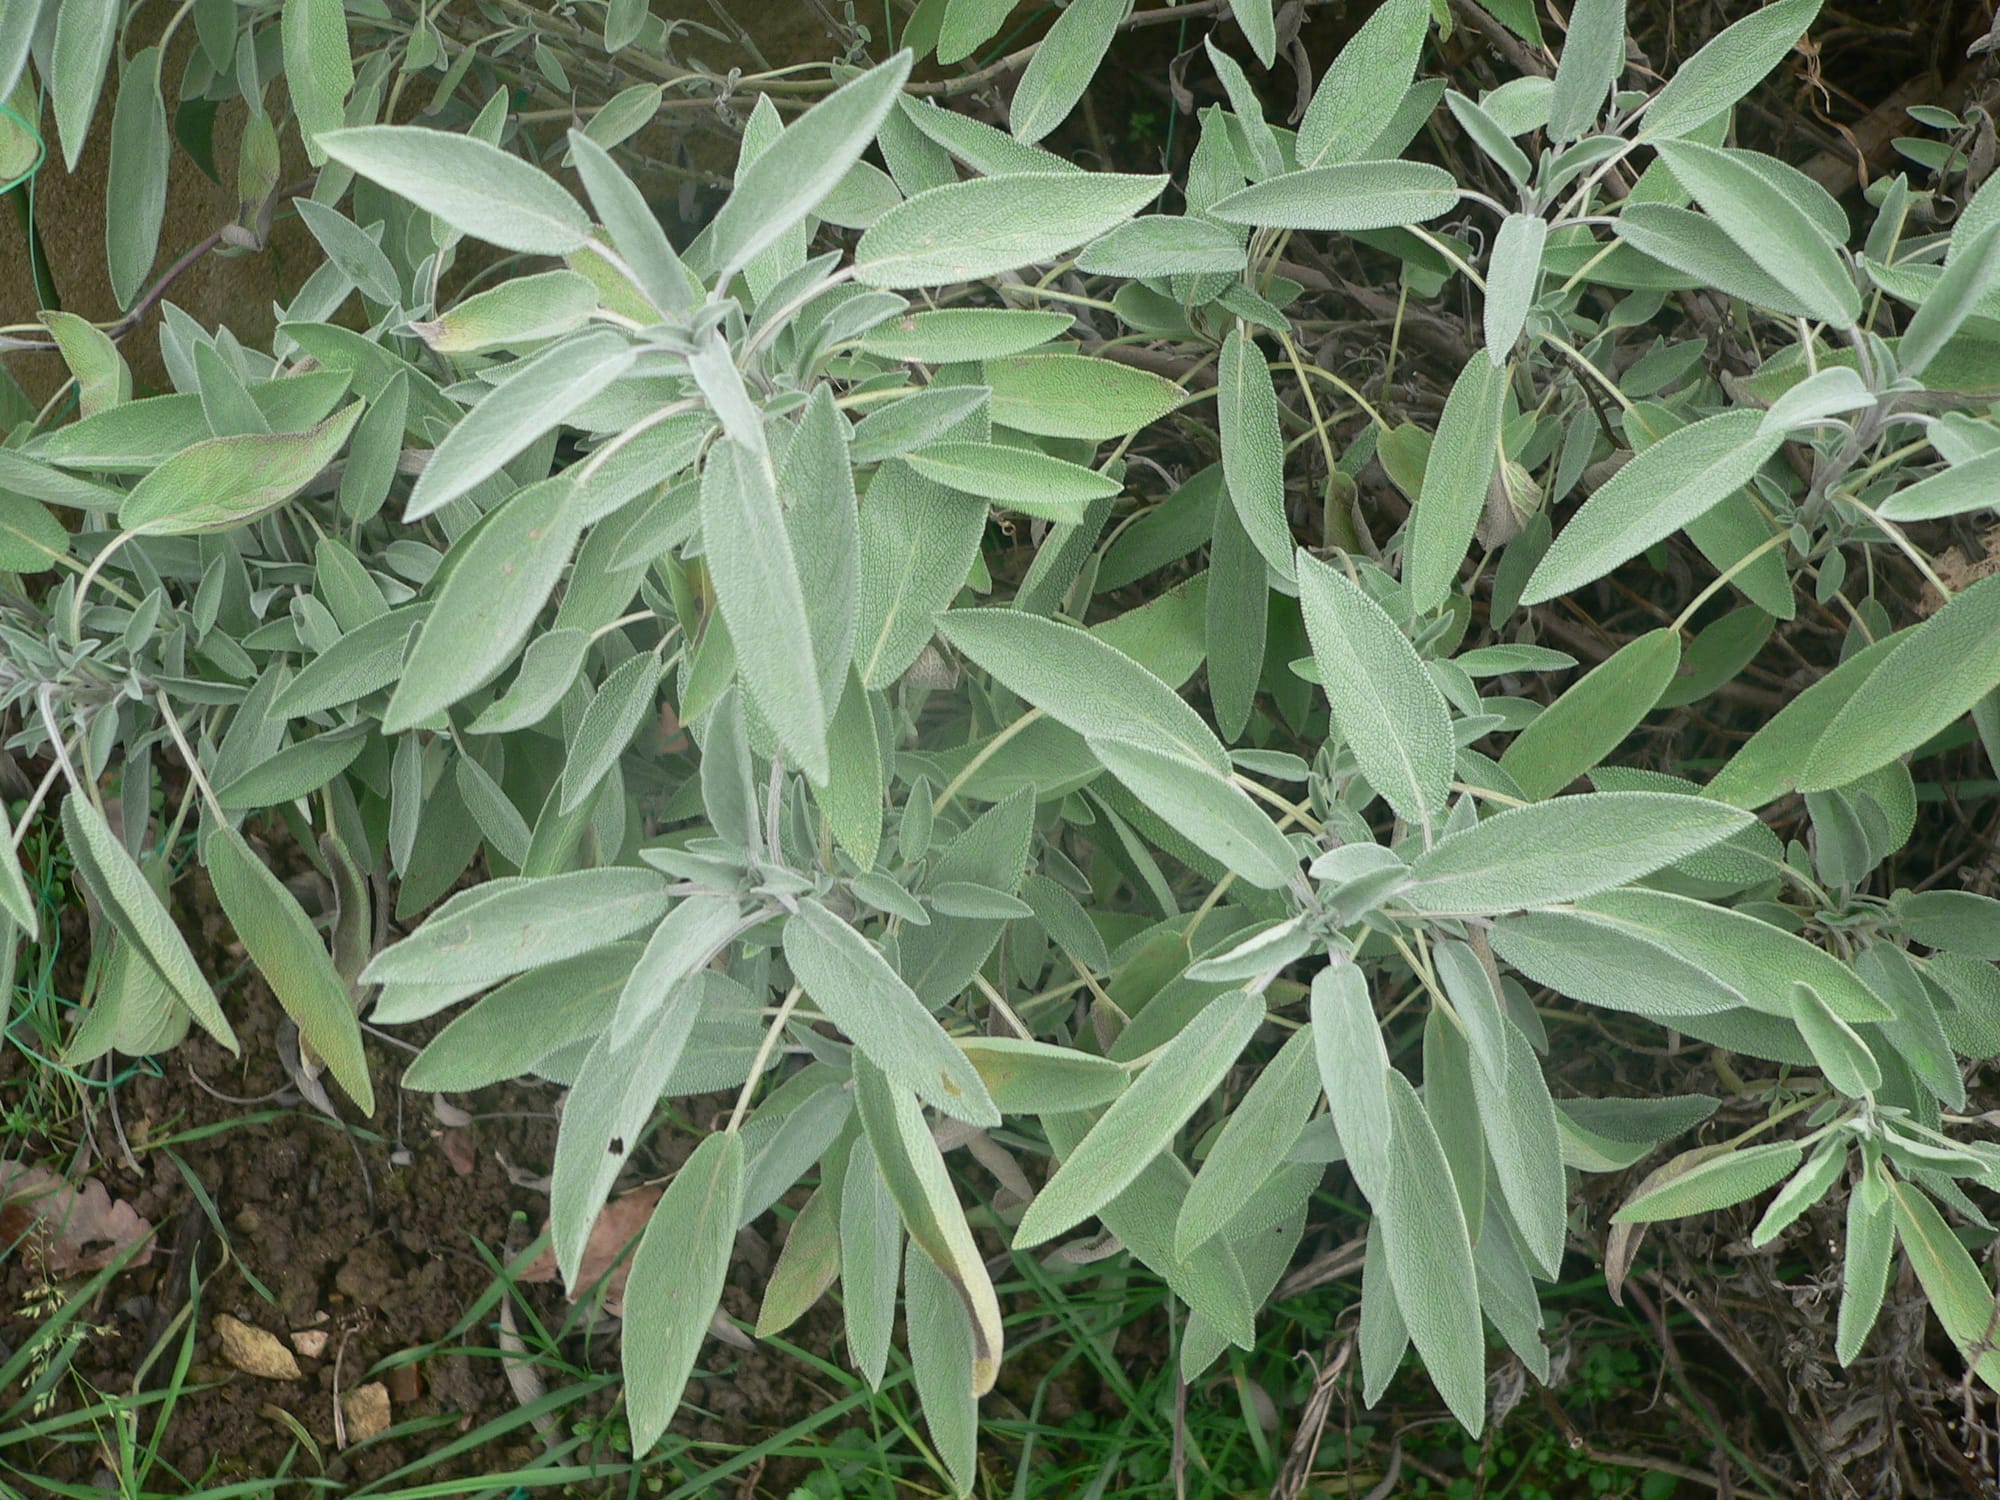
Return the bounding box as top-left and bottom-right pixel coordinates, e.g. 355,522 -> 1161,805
121,402 -> 364,534
702,437 -> 831,783
852,1057 -> 1005,1391
1836,1177 -> 1893,1364
1009,0 -> 1126,145
1297,550 -> 1453,835
362,868 -> 670,993
1798,574 -> 2000,792
938,607 -> 1227,772
783,898 -> 999,1126
905,1244 -> 979,1498
0,800 -> 36,939
1547,0 -> 1624,142
839,1145 -> 901,1388
62,797 -> 236,1052
854,172 -> 1166,288
859,308 -> 1074,363
622,1131 -> 746,1450
901,442 -> 1119,520
1524,411 -> 1784,603
1295,0 -> 1429,168
548,978 -> 708,1286
1407,353 -> 1508,612
1209,162 -> 1459,232
1886,1179 -> 2000,1393
1498,627 -> 1680,800
1400,792 -> 1752,914
1378,1071 -> 1487,1436
1218,327 -> 1296,583
281,0 -> 352,164
983,351 -> 1185,440
560,652 -> 663,815
1087,735 -> 1299,890
406,332 -> 634,521
1176,1024 -> 1319,1258
1641,0 -> 1824,142
1789,981 -> 1882,1097
106,46 -> 167,311
1654,141 -> 1859,327
51,0 -> 117,171
703,52 -> 912,281
1613,1139 -> 1803,1222
318,126 -> 592,254
1483,214 -> 1546,359
1015,988 -> 1263,1248
385,479 -> 585,732
206,824 -> 371,1112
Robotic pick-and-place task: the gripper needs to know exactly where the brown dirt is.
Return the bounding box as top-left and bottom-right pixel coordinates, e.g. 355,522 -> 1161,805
0,860 -> 839,1494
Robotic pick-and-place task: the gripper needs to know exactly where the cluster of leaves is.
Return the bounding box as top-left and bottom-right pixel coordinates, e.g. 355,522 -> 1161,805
8,0 -> 2000,1489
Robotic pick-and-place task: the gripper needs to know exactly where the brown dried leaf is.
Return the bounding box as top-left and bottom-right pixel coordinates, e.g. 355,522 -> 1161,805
0,1161 -> 154,1274
217,1314 -> 303,1379
517,1184 -> 662,1312
438,1128 -> 477,1177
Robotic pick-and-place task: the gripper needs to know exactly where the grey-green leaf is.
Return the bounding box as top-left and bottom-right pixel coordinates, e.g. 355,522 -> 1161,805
1654,141 -> 1858,327
1009,0 -> 1127,145
1378,1071 -> 1487,1436
1524,410 -> 1782,603
904,1243 -> 979,1498
1403,792 -> 1753,914
1087,735 -> 1299,890
622,1131 -> 745,1451
1641,0 -> 1824,142
385,479 -> 584,732
1797,573 -> 2000,792
782,898 -> 999,1125
1836,1179 -> 1892,1364
1613,1140 -> 1803,1222
1209,162 -> 1459,232
1789,981 -> 1882,1097
1483,214 -> 1546,360
1295,0 -> 1429,168
701,438 -> 831,783
840,1145 -> 900,1389
1176,1024 -> 1319,1258
317,126 -> 591,254
560,652 -> 662,814
106,46 -> 167,311
1547,0 -> 1624,142
405,332 -> 635,521
51,0 -> 117,172
704,51 -> 913,281
206,825 -> 371,1113
63,797 -> 237,1053
362,868 -> 670,993
854,172 -> 1166,288
1015,988 -> 1264,1248
1296,550 -> 1453,835
938,607 -> 1227,771
1218,326 -> 1296,584
1407,353 -> 1508,612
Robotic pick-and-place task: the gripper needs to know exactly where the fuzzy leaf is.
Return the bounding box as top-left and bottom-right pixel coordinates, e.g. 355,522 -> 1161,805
784,899 -> 999,1125
622,1132 -> 746,1450
1297,551 -> 1453,835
